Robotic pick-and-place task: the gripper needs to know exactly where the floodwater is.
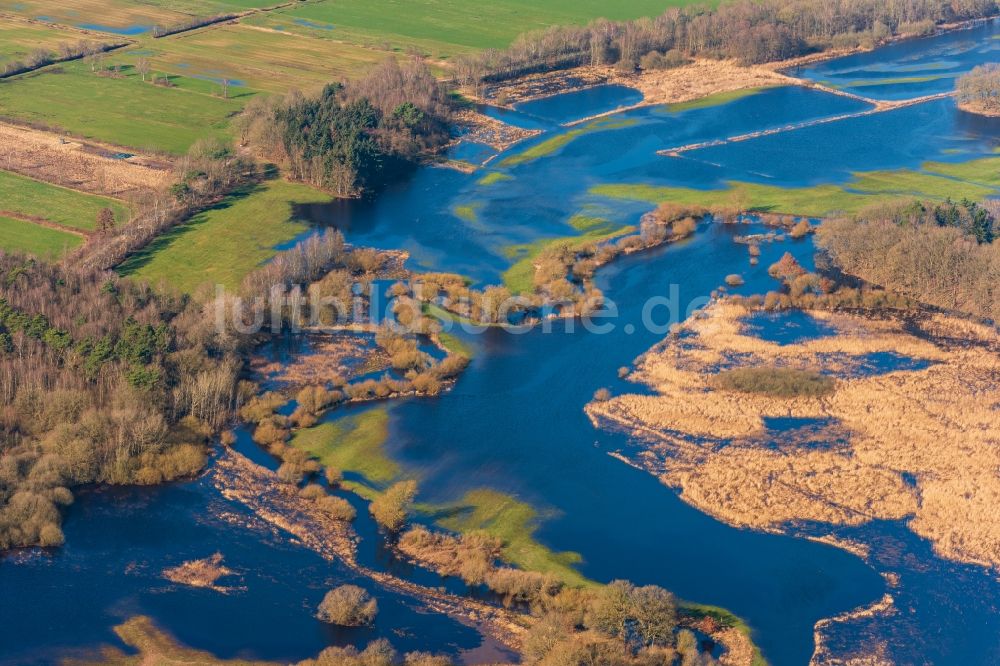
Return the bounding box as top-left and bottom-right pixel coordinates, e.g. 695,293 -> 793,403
3,20 -> 1000,666
788,19 -> 1000,100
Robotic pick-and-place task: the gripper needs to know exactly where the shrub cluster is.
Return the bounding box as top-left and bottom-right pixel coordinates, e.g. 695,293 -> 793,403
712,367 -> 837,398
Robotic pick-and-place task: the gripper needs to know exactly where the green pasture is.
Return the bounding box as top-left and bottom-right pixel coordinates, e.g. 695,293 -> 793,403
0,215 -> 83,259
0,170 -> 128,231
118,178 -> 330,292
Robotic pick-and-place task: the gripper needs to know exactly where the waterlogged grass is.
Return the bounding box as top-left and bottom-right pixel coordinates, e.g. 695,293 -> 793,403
122,23 -> 391,94
0,170 -> 129,231
3,0 -> 186,32
0,60 -> 245,154
842,73 -> 954,88
567,214 -> 612,232
85,615 -> 278,666
0,215 -> 83,259
501,225 -> 633,293
499,129 -> 584,167
477,171 -> 513,186
922,156 -> 1000,187
663,87 -> 771,113
453,202 -> 481,223
435,489 -> 589,587
0,16 -> 96,61
592,158 -> 1000,217
119,179 -> 330,293
289,407 -> 397,499
437,331 -> 474,357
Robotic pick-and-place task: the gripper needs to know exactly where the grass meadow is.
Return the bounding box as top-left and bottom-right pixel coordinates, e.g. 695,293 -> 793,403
118,178 -> 330,292
0,59 -> 244,154
0,170 -> 129,231
249,0 -> 708,57
137,23 -> 392,93
0,215 -> 83,259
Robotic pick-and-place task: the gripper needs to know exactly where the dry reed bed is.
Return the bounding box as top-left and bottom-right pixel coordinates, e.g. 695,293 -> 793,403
0,121 -> 171,196
587,301 -> 1000,571
614,59 -> 798,108
453,108 -> 541,151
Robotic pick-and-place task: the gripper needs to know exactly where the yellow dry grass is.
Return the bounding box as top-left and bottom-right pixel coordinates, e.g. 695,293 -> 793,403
588,301 -> 1000,571
615,59 -> 797,108
0,121 -> 171,196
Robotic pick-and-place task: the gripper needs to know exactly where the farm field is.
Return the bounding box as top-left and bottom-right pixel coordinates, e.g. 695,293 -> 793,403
0,58 -> 245,154
135,22 -> 393,93
0,214 -> 84,258
118,178 -> 331,293
249,0 -> 709,56
0,16 -> 103,63
0,169 -> 128,231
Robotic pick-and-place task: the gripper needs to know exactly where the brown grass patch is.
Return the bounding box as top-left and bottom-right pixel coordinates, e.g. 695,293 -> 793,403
0,120 -> 171,197
588,301 -> 1000,571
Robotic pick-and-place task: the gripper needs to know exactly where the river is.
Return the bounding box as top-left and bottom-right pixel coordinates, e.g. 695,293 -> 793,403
2,20 -> 999,666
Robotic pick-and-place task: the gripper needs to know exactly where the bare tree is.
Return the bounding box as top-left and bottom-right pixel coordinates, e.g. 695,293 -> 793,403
136,56 -> 151,82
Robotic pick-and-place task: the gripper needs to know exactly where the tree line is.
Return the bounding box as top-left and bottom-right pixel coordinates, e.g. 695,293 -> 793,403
238,58 -> 454,198
453,0 -> 998,87
1,40 -> 125,79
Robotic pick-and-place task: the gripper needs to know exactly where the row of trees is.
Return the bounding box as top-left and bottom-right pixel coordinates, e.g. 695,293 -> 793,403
453,0 -> 998,85
74,138 -> 254,273
956,63 -> 1000,115
1,40 -> 123,79
815,199 -> 1000,321
239,58 -> 453,197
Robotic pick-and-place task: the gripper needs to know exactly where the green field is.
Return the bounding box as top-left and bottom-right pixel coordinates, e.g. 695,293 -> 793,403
0,59 -> 245,154
118,178 -> 330,292
130,23 -> 392,94
0,0 -> 274,32
0,0 -> 188,31
289,407 -> 398,499
662,86 -> 771,113
591,158 -> 1000,218
436,489 -> 588,586
0,215 -> 83,259
0,170 -> 128,230
250,0 -> 705,57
